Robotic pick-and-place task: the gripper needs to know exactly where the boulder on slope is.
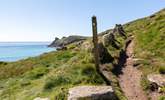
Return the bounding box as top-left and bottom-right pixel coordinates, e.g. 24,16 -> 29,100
68,86 -> 117,100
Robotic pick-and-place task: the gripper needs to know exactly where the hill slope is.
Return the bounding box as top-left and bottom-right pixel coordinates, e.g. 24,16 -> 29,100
124,8 -> 165,82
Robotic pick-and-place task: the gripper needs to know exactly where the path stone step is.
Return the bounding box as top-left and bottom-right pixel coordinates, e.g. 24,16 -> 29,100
68,86 -> 117,100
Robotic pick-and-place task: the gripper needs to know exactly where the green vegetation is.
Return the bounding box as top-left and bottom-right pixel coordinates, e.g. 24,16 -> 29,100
159,66 -> 165,74
159,96 -> 165,100
124,8 -> 165,91
110,74 -> 127,100
159,86 -> 165,93
0,49 -> 105,100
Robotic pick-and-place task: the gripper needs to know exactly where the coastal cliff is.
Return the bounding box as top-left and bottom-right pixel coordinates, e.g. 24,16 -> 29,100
48,35 -> 88,47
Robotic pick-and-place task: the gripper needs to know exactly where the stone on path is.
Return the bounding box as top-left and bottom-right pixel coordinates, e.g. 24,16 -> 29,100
147,74 -> 165,87
68,86 -> 117,100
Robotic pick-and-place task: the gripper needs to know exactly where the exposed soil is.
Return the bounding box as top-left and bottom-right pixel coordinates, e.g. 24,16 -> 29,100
118,40 -> 147,100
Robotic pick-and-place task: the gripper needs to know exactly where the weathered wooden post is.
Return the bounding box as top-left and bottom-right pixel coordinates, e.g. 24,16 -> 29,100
91,16 -> 111,85
92,16 -> 100,73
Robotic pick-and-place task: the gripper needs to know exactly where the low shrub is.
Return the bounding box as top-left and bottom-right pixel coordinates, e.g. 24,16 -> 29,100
25,67 -> 49,79
81,53 -> 94,64
56,51 -> 74,61
81,64 -> 95,77
0,61 -> 7,65
67,44 -> 76,49
54,88 -> 68,100
44,76 -> 71,90
71,63 -> 105,85
159,66 -> 165,74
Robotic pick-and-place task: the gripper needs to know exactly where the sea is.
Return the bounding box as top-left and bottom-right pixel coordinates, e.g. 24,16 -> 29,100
0,42 -> 55,62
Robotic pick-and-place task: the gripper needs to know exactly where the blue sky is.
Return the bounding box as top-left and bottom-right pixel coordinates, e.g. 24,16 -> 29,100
0,0 -> 164,42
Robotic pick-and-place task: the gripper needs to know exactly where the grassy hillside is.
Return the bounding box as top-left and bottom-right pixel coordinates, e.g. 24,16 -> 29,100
124,8 -> 165,86
125,8 -> 165,62
0,48 -> 105,100
123,9 -> 165,99
0,8 -> 164,100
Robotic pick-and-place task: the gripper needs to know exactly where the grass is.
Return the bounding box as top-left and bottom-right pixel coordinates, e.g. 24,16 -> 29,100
0,49 -> 105,100
111,74 -> 127,100
159,96 -> 165,100
123,8 -> 165,97
99,8 -> 165,99
24,66 -> 49,79
159,66 -> 165,74
44,75 -> 71,90
159,86 -> 165,93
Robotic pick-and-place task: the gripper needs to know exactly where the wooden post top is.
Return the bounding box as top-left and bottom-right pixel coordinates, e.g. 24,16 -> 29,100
92,16 -> 97,26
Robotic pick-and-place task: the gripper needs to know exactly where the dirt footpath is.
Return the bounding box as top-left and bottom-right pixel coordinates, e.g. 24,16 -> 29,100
118,40 -> 147,100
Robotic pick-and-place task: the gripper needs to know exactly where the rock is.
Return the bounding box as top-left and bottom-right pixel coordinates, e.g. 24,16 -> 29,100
48,35 -> 87,47
68,86 -> 117,100
113,24 -> 127,38
149,14 -> 156,18
149,82 -> 159,91
102,32 -> 121,49
56,46 -> 67,51
147,74 -> 165,87
102,33 -> 115,47
132,58 -> 143,67
33,97 -> 50,100
98,43 -> 114,64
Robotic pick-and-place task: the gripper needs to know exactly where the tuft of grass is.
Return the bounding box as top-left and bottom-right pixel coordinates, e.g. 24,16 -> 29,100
44,75 -> 71,90
81,64 -> 95,76
159,96 -> 165,100
141,75 -> 150,91
159,66 -> 165,74
20,79 -> 31,87
25,67 -> 49,79
111,75 -> 127,100
159,86 -> 165,93
56,51 -> 75,61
